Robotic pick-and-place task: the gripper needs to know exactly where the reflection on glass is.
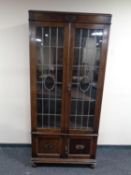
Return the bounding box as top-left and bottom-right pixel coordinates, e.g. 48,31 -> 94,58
70,28 -> 103,129
36,27 -> 64,128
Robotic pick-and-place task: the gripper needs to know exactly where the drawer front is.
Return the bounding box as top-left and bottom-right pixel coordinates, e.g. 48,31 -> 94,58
34,136 -> 61,157
69,138 -> 91,154
68,136 -> 97,158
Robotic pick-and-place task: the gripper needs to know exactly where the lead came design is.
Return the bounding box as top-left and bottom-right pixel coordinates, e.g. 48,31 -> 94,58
70,29 -> 103,129
36,27 -> 64,128
79,76 -> 90,93
44,75 -> 55,91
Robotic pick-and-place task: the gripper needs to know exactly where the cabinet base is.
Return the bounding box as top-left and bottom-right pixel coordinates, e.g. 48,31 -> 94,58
31,157 -> 96,167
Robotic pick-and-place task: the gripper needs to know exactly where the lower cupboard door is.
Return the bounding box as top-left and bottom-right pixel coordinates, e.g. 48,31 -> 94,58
68,136 -> 97,159
33,135 -> 62,158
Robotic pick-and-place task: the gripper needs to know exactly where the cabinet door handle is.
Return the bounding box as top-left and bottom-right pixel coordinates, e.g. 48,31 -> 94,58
67,84 -> 71,92
65,145 -> 68,154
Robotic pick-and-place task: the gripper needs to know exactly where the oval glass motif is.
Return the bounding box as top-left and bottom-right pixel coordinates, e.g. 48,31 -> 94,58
79,76 -> 90,93
44,75 -> 55,91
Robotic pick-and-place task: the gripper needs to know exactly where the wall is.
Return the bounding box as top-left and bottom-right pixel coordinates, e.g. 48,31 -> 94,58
0,0 -> 131,144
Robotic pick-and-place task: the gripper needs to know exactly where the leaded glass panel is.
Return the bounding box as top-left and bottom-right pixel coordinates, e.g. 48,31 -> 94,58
70,28 -> 103,129
36,27 -> 64,128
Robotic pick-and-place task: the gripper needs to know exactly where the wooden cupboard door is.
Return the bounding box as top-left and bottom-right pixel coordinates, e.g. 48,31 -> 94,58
68,25 -> 104,131
31,24 -> 66,129
33,135 -> 62,158
67,136 -> 97,159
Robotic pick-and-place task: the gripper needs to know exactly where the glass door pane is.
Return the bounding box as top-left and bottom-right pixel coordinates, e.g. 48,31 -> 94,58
70,28 -> 103,129
36,26 -> 64,128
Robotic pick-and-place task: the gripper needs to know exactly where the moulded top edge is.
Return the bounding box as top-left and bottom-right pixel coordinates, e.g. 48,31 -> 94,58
28,10 -> 112,17
28,10 -> 112,25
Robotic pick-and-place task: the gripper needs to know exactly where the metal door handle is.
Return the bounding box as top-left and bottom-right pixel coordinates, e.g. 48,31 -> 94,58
67,84 -> 71,92
65,145 -> 68,154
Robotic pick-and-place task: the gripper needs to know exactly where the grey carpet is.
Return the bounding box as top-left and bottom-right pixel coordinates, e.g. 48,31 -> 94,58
0,146 -> 131,175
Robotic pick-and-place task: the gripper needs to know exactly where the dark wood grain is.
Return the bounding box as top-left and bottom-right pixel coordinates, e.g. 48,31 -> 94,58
29,10 -> 111,24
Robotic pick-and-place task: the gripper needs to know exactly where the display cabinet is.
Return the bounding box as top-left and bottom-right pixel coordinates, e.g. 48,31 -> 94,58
29,10 -> 111,167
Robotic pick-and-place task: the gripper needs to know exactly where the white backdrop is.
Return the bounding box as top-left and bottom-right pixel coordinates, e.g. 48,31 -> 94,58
0,0 -> 131,144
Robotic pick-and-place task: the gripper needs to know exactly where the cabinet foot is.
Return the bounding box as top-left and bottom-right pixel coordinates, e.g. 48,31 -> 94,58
89,163 -> 96,169
31,162 -> 37,167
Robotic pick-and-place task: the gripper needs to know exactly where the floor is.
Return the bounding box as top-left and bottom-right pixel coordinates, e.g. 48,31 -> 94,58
0,146 -> 131,175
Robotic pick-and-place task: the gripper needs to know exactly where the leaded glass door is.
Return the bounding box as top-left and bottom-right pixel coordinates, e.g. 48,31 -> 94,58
69,26 -> 104,131
35,25 -> 64,129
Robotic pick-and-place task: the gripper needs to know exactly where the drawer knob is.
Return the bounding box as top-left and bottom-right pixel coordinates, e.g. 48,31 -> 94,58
75,144 -> 85,150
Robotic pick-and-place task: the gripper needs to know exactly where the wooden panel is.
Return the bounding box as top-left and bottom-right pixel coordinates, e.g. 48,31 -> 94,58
68,136 -> 97,159
35,136 -> 61,157
69,138 -> 91,154
32,157 -> 96,165
29,11 -> 111,24
29,23 -> 37,130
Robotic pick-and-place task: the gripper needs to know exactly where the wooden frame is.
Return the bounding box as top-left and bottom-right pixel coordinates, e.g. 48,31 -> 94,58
29,10 -> 111,167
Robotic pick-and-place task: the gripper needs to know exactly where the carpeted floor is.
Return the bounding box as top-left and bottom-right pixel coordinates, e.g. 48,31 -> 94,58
0,146 -> 131,175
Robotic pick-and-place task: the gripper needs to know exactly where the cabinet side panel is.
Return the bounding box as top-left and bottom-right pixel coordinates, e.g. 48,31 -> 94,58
94,25 -> 111,133
29,23 -> 37,130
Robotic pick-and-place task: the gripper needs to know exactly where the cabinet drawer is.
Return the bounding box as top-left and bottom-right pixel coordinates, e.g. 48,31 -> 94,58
68,136 -> 97,158
69,138 -> 91,155
35,136 -> 61,156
